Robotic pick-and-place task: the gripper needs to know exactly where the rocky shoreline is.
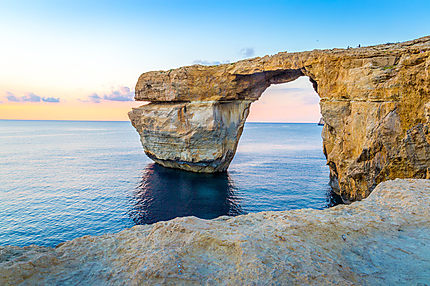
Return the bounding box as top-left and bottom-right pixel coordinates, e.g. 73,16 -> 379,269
1,179 -> 429,285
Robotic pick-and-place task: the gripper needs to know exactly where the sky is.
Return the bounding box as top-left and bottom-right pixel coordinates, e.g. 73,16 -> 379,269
0,0 -> 429,122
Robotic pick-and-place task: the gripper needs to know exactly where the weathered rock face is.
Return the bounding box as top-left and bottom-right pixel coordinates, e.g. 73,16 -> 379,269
130,36 -> 430,201
1,179 -> 430,285
129,100 -> 251,172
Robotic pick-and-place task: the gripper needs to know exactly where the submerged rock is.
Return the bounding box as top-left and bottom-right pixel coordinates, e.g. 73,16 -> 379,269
1,179 -> 429,285
130,36 -> 430,201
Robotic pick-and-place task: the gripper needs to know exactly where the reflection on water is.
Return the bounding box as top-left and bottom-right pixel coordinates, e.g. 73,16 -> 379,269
128,164 -> 245,224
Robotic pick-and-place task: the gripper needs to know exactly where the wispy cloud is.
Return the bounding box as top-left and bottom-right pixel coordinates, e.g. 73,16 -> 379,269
42,97 -> 60,103
240,47 -> 255,58
80,87 -> 134,103
192,59 -> 230,66
262,82 -> 320,106
6,91 -> 20,102
89,93 -> 102,103
5,91 -> 60,103
301,94 -> 320,105
270,87 -> 309,93
103,86 -> 134,101
79,93 -> 102,103
21,92 -> 41,102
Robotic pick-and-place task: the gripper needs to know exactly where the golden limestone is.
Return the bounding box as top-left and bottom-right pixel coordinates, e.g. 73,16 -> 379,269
130,36 -> 430,201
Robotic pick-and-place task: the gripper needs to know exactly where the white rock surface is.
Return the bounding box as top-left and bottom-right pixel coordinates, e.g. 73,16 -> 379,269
1,179 -> 429,285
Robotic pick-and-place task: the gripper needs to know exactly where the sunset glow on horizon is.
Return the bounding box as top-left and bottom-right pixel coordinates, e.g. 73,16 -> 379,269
0,77 -> 320,122
1,1 -> 428,122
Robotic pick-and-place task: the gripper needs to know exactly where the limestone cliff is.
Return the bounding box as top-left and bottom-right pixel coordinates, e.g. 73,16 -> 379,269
1,179 -> 429,285
129,36 -> 430,201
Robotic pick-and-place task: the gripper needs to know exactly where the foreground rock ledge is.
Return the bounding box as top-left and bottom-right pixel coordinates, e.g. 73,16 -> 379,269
129,36 -> 430,201
1,179 -> 429,285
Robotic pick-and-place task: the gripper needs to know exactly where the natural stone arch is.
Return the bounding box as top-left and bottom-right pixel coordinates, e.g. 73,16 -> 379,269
129,69 -> 319,174
129,36 -> 430,201
245,75 -> 321,123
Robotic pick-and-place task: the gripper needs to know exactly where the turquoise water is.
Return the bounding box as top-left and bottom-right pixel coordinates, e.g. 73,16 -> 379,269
0,120 -> 340,247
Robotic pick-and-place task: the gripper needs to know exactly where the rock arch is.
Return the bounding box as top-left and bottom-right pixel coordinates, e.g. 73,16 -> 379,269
246,75 -> 320,123
129,36 -> 430,201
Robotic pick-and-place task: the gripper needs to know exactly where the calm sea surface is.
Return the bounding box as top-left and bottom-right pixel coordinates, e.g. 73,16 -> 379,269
0,120 -> 340,247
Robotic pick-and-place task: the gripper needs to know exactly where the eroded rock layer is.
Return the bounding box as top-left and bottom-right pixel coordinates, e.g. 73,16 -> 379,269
130,36 -> 430,201
129,100 -> 251,172
1,179 -> 429,285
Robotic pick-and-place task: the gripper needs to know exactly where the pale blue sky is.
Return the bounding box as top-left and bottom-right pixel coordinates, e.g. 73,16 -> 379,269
0,0 -> 429,120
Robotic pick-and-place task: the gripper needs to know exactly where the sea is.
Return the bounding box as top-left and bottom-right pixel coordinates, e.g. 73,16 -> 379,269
0,120 -> 341,247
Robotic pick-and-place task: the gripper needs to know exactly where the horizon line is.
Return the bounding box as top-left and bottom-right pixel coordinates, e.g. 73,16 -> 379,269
0,118 -> 321,124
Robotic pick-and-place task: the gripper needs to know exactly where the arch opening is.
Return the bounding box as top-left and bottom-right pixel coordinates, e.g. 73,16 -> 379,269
247,76 -> 321,123
230,75 -> 342,208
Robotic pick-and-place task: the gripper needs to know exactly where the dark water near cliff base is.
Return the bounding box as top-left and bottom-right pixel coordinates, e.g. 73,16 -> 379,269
0,120 -> 341,247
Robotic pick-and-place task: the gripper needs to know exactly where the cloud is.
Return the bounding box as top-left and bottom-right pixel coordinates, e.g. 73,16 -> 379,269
193,49 -> 254,65
240,47 -> 255,58
271,87 -> 309,93
42,97 -> 60,103
301,94 -> 320,105
193,60 -> 221,66
21,92 -> 41,102
80,93 -> 102,103
89,93 -> 102,103
103,86 -> 134,101
6,91 -> 20,102
263,86 -> 319,106
80,87 -> 134,103
192,59 -> 230,66
5,91 -> 60,103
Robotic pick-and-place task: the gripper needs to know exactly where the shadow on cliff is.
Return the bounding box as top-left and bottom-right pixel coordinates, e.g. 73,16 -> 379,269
128,163 -> 245,225
325,188 -> 344,207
